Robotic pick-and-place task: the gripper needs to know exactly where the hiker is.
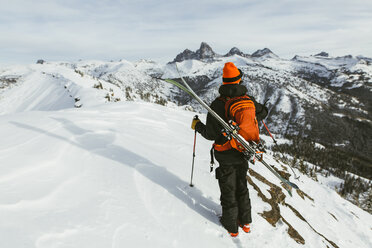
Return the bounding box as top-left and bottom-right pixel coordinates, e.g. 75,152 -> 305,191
191,62 -> 268,237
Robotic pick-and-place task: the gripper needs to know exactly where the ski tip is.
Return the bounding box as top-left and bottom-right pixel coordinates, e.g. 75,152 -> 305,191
287,190 -> 293,197
289,182 -> 299,190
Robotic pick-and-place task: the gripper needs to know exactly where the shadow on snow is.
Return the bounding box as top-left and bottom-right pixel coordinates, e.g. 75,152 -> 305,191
11,118 -> 220,225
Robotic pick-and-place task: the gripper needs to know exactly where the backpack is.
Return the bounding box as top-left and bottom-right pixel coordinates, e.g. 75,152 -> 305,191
214,95 -> 259,152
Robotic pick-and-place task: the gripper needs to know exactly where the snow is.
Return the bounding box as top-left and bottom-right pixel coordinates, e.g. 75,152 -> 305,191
277,94 -> 292,113
314,143 -> 325,150
333,113 -> 346,118
0,60 -> 372,248
0,100 -> 371,248
331,75 -> 348,87
293,55 -> 359,70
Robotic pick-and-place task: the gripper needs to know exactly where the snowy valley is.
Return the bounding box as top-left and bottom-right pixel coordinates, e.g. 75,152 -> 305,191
0,43 -> 372,247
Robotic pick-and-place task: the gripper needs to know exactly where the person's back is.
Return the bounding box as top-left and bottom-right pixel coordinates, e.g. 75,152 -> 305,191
191,62 -> 268,236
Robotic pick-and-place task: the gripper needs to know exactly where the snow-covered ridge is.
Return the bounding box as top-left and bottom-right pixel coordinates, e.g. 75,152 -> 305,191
1,45 -> 370,116
0,101 -> 371,247
0,45 -> 371,182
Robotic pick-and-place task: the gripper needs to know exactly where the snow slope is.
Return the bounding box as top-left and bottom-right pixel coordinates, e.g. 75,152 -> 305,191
0,100 -> 371,248
0,62 -> 133,115
0,57 -> 372,247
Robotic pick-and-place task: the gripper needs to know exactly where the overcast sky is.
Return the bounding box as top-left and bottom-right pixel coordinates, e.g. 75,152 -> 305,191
1,0 -> 372,65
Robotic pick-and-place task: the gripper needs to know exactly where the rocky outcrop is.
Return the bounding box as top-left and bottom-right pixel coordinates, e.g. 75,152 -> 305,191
172,42 -> 218,63
224,47 -> 249,57
251,48 -> 277,58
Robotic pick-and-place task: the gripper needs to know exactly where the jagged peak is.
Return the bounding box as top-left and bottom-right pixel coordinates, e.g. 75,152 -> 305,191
171,42 -> 219,63
195,42 -> 217,59
172,49 -> 197,63
183,48 -> 193,53
199,42 -> 212,50
224,47 -> 248,57
230,47 -> 241,53
252,48 -> 275,57
315,52 -> 329,57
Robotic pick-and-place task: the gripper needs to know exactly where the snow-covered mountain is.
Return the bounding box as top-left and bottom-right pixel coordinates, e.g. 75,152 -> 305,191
0,42 -> 371,217
1,44 -> 371,178
0,96 -> 371,247
172,42 -> 220,62
170,45 -> 372,184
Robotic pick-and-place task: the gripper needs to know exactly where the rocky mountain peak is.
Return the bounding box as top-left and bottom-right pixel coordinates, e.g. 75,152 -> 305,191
172,49 -> 196,63
252,48 -> 274,57
196,42 -> 216,59
172,43 -> 278,63
224,47 -> 247,57
315,52 -> 329,57
251,48 -> 275,57
171,42 -> 219,63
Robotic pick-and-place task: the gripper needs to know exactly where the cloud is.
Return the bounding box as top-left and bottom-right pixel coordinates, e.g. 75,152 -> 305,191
0,0 -> 372,64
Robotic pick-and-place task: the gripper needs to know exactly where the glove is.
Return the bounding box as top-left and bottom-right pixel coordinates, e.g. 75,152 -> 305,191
191,116 -> 200,130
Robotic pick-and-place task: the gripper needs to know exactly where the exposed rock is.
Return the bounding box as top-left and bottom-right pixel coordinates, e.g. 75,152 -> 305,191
252,48 -> 275,57
172,42 -> 218,63
173,49 -> 197,63
315,52 -> 329,57
196,42 -> 217,60
248,168 -> 339,247
224,47 -> 248,57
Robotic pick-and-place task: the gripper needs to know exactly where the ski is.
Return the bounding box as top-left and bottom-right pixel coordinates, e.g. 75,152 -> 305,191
164,65 -> 299,196
164,79 -> 192,96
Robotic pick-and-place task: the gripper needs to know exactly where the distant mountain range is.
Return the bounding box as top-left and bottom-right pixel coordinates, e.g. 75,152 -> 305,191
1,42 -> 371,182
171,43 -> 372,179
172,42 -> 277,62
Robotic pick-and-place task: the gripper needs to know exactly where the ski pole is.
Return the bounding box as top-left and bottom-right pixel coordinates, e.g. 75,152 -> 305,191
262,120 -> 277,145
190,115 -> 198,187
262,120 -> 300,180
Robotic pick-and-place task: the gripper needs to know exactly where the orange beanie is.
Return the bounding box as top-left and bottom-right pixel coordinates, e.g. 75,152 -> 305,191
222,62 -> 242,85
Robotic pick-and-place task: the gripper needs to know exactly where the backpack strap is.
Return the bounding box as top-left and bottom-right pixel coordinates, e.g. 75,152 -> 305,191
217,96 -> 230,120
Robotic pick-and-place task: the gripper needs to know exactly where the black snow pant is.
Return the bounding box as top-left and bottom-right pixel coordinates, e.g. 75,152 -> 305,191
216,161 -> 252,233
